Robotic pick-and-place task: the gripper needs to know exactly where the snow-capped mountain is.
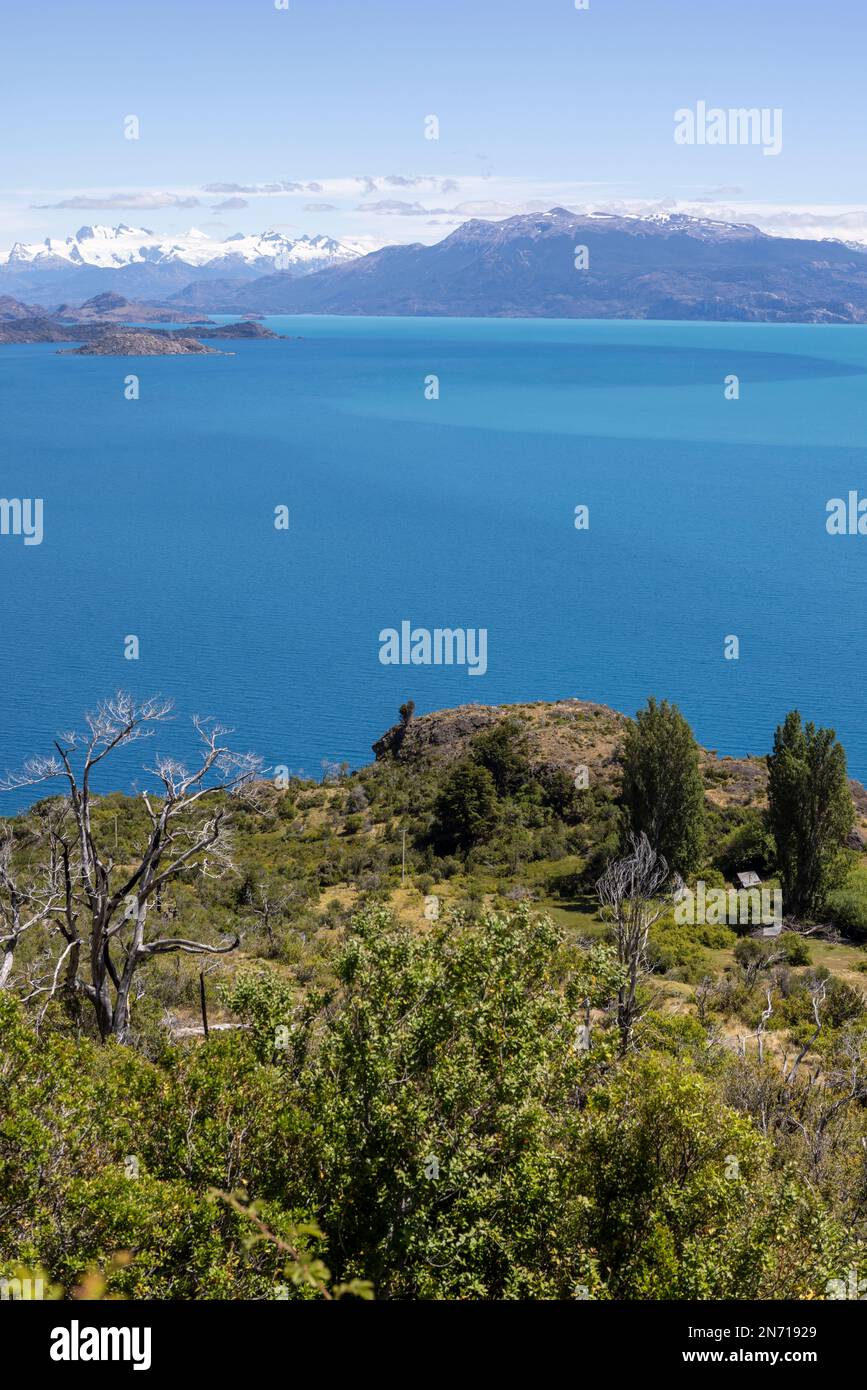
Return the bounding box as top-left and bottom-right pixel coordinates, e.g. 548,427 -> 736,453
0,224 -> 366,304
0,223 -> 364,273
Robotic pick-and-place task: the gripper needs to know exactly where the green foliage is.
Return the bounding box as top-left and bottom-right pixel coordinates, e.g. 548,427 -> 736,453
292,905 -> 604,1298
574,1054 -> 846,1298
0,993 -> 318,1298
648,924 -> 710,982
217,970 -> 296,1062
732,936 -> 781,983
433,761 -> 499,850
537,766 -> 582,821
779,932 -> 812,966
775,971 -> 866,1036
620,697 -> 706,875
694,922 -> 738,949
4,691 -> 867,1303
470,719 -> 532,797
715,810 -> 777,880
0,906 -> 860,1302
826,868 -> 867,940
767,711 -> 854,919
572,939 -> 627,1006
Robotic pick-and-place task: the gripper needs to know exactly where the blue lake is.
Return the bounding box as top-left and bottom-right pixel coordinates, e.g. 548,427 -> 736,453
2,315 -> 867,807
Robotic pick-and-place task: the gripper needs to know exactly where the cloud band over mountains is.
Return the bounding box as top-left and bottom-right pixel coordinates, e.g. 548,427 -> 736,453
16,176 -> 867,250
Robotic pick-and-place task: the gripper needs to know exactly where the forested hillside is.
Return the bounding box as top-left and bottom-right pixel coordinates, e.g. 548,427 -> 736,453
2,693 -> 866,1300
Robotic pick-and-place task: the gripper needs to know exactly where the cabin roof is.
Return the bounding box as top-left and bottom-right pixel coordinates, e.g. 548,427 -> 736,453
736,870 -> 762,888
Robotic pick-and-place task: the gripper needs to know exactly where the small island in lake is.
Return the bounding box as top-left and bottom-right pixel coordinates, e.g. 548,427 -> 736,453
59,330 -> 226,356
0,294 -> 288,354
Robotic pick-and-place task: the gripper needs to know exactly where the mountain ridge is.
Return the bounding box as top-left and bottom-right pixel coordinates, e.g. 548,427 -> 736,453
0,223 -> 365,305
6,209 -> 867,321
207,207 -> 867,322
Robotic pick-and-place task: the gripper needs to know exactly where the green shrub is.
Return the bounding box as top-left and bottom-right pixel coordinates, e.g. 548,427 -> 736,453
779,932 -> 812,966
715,812 -> 777,880
648,926 -> 709,982
826,877 -> 867,940
218,970 -> 296,1062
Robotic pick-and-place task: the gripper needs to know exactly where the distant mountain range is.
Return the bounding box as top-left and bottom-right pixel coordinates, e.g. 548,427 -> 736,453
5,209 -> 867,322
0,223 -> 364,305
198,209 -> 867,323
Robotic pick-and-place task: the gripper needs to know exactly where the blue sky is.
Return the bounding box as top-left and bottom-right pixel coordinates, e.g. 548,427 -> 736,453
2,0 -> 866,248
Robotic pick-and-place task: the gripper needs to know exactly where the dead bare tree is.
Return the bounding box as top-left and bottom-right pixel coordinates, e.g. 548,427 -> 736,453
783,977 -> 827,1089
596,831 -> 671,1053
737,941 -> 786,991
242,877 -> 291,953
0,824 -> 63,989
755,988 -> 774,1064
0,693 -> 264,1042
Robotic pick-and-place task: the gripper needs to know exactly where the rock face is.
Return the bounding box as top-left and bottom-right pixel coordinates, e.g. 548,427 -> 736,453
59,331 -> 222,356
373,705 -> 503,762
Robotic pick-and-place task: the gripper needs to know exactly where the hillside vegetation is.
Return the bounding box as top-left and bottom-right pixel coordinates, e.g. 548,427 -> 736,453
2,693 -> 867,1300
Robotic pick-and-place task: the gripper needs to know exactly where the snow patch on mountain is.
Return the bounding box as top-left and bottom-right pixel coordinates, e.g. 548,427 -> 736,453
0,224 -> 364,274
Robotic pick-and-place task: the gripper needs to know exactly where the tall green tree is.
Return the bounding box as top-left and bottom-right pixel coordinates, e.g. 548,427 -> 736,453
766,711 -> 854,919
433,761 -> 498,850
620,697 -> 706,875
471,718 -> 531,796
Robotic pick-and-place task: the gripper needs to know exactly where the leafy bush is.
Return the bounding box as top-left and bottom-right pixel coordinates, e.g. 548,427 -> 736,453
779,932 -> 812,966
826,874 -> 867,940
648,926 -> 709,982
715,811 -> 777,880
218,970 -> 296,1062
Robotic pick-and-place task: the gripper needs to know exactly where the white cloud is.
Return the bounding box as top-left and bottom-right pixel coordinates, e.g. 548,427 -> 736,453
9,175 -> 867,251
33,192 -> 201,210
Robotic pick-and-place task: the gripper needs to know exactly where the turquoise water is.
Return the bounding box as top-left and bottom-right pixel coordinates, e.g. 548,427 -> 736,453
1,316 -> 867,806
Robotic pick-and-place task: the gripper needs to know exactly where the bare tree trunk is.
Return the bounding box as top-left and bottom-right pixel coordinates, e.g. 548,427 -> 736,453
0,947 -> 14,989
596,832 -> 671,1055
0,694 -> 259,1043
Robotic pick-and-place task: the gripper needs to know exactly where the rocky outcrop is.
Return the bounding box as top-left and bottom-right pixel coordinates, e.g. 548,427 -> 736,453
54,292 -> 212,325
373,699 -> 627,788
59,331 -> 223,356
190,321 -> 284,340
0,310 -> 284,349
372,697 -> 867,831
373,705 -> 502,762
0,294 -> 45,320
0,316 -> 72,342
